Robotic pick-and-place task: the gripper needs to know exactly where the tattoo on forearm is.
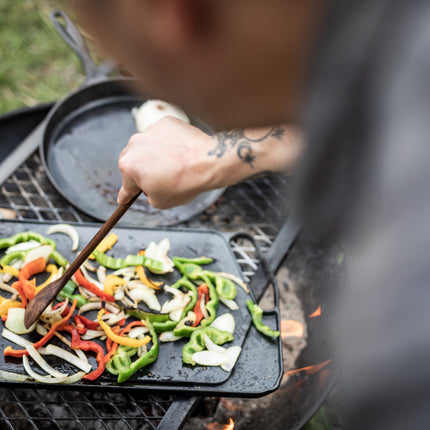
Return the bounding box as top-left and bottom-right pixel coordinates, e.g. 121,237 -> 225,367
208,126 -> 285,167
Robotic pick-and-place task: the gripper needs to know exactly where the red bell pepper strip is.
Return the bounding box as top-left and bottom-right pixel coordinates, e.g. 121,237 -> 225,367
76,314 -> 99,330
74,269 -> 115,302
192,284 -> 209,327
4,299 -> 77,358
63,324 -> 106,380
73,315 -> 87,335
52,301 -> 70,317
18,257 -> 46,301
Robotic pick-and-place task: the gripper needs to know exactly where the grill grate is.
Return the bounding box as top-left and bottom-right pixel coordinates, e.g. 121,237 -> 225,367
0,150 -> 292,430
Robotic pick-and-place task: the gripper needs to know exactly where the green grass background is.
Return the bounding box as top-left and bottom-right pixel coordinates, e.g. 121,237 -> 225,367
0,2 -> 342,427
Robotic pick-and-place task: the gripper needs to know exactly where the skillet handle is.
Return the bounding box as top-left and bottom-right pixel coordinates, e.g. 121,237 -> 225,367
50,10 -> 112,81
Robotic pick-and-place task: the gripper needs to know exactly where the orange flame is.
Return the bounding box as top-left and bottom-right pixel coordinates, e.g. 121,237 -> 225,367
207,418 -> 235,430
280,319 -> 304,338
284,359 -> 331,378
309,305 -> 321,318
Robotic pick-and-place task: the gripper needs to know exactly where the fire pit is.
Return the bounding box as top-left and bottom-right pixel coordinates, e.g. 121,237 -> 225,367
0,104 -> 341,429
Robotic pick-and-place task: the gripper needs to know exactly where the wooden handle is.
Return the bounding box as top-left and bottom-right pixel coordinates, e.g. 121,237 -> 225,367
64,192 -> 141,278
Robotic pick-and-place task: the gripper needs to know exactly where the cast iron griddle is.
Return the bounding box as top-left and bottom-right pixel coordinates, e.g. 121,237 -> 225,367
0,221 -> 282,396
42,91 -> 224,227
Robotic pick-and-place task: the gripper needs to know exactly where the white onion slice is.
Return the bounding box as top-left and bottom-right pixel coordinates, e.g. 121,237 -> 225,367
169,308 -> 184,322
200,295 -> 209,320
5,308 -> 36,334
221,346 -> 242,372
0,370 -> 32,382
204,334 -> 227,354
192,351 -> 228,367
127,286 -> 161,311
24,245 -> 53,264
5,240 -> 40,254
22,355 -> 85,384
219,297 -> 239,311
210,313 -> 236,334
0,281 -> 19,295
43,345 -> 92,373
128,326 -> 150,339
83,259 -> 97,272
52,331 -> 89,364
97,265 -> 106,284
47,224 -> 79,251
2,328 -> 33,348
80,329 -> 105,340
112,267 -> 136,277
159,331 -> 183,342
144,239 -> 174,274
215,272 -> 249,293
26,345 -> 68,378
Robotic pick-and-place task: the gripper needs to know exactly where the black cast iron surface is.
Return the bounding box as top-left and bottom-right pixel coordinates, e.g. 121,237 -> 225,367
0,220 -> 282,394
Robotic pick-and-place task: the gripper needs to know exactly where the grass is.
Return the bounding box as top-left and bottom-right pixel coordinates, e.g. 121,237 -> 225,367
0,0 -> 84,113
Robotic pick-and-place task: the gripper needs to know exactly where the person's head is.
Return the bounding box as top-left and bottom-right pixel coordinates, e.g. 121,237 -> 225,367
75,0 -> 328,130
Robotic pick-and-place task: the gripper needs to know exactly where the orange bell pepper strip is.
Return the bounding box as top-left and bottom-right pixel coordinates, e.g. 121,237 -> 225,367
18,257 -> 46,301
4,299 -> 77,358
0,297 -> 21,317
11,281 -> 27,308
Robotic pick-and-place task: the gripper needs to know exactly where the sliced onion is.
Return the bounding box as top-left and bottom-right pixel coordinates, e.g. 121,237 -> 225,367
200,295 -> 209,320
0,370 -> 32,382
47,224 -> 79,251
192,350 -> 228,367
112,267 -> 136,277
101,311 -> 125,326
2,327 -> 33,348
79,302 -> 102,314
169,308 -> 184,322
83,259 -> 97,272
5,240 -> 40,254
216,272 -> 249,293
22,355 -> 85,384
176,311 -> 196,329
5,308 -> 36,334
51,330 -> 88,364
159,331 -> 183,342
145,239 -> 174,274
0,281 -> 19,295
36,324 -> 48,337
128,326 -> 149,338
26,345 -> 68,378
24,245 -> 53,264
204,334 -> 227,354
43,344 -> 92,373
219,297 -> 239,311
97,265 -> 106,284
210,313 -> 235,334
221,346 -> 242,372
81,329 -> 106,340
127,286 -> 161,311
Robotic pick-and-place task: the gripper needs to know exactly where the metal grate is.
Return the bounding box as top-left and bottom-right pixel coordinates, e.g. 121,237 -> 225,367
0,150 -> 292,430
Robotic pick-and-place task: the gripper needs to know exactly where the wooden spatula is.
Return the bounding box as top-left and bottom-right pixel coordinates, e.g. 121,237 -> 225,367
24,193 -> 141,328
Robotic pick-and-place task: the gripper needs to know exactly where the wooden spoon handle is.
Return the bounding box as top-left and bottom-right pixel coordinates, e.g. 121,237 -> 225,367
63,192 -> 141,279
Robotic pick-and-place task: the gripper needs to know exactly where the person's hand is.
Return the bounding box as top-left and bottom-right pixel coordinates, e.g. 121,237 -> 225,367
117,116 -> 215,208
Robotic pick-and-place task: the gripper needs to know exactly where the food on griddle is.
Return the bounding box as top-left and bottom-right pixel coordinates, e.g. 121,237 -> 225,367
0,225 -> 263,383
132,99 -> 190,132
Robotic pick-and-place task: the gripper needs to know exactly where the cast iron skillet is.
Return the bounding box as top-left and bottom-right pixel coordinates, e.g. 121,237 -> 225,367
34,11 -> 224,227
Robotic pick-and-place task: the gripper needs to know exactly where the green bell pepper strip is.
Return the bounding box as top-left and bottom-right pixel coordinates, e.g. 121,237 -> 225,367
215,276 -> 237,300
0,249 -> 68,267
182,326 -> 234,365
173,256 -> 213,266
246,300 -> 280,338
105,345 -> 139,375
108,319 -> 159,383
0,231 -> 56,251
173,274 -> 218,337
49,250 -> 68,267
92,249 -> 163,272
0,250 -> 28,266
57,281 -> 88,307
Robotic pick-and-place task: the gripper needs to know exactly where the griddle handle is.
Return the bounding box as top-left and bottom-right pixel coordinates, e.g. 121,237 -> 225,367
50,10 -> 104,81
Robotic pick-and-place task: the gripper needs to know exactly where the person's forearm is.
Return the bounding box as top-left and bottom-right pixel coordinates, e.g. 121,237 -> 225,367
207,125 -> 303,188
117,118 -> 303,208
